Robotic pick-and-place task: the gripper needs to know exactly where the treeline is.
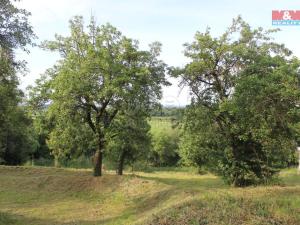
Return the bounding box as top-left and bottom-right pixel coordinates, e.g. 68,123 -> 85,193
0,0 -> 37,165
150,106 -> 184,118
0,1 -> 299,186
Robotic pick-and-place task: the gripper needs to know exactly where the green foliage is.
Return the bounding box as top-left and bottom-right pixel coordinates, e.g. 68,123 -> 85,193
0,0 -> 35,51
149,117 -> 180,166
36,16 -> 167,175
0,0 -> 36,165
0,103 -> 38,165
177,17 -> 300,186
26,74 -> 54,160
106,109 -> 151,174
150,131 -> 179,167
47,114 -> 96,162
179,105 -> 224,171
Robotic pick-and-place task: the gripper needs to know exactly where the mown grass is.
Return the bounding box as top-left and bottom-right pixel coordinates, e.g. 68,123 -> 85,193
0,166 -> 299,225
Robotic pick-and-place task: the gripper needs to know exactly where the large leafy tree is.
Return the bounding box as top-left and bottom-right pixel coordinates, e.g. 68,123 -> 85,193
28,73 -> 97,166
42,16 -> 167,176
0,0 -> 36,164
177,17 -> 300,186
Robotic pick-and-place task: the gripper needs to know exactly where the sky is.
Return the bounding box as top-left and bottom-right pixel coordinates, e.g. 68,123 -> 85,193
15,0 -> 300,107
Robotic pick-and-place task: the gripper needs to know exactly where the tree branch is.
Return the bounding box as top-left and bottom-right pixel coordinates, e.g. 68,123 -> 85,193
86,106 -> 96,133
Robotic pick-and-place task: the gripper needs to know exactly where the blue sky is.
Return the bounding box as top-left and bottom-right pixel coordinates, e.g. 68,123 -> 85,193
16,0 -> 300,106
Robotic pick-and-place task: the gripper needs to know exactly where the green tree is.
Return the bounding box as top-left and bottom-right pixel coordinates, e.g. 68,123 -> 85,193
0,0 -> 34,52
47,114 -> 96,167
179,104 -> 224,171
149,132 -> 179,167
41,16 -> 167,176
149,119 -> 180,167
176,17 -> 300,186
106,108 -> 151,175
27,74 -> 54,161
28,72 -> 97,166
0,0 -> 36,165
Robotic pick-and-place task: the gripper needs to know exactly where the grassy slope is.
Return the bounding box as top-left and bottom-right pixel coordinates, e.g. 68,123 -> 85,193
148,117 -> 176,136
0,166 -> 299,225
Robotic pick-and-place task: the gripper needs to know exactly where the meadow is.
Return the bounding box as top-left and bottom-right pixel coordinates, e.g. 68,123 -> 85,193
0,166 -> 299,225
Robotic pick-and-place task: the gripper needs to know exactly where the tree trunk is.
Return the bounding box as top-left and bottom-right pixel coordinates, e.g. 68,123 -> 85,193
298,150 -> 300,173
93,135 -> 105,176
93,149 -> 103,176
117,150 -> 126,175
54,156 -> 60,167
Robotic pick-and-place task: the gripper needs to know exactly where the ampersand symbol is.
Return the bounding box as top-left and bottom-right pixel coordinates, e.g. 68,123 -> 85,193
283,11 -> 292,20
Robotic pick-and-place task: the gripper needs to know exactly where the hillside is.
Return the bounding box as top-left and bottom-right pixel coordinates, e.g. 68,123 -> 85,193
0,166 -> 299,225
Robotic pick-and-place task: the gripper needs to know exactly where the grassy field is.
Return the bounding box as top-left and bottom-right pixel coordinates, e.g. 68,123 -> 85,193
148,117 -> 177,136
0,166 -> 299,225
